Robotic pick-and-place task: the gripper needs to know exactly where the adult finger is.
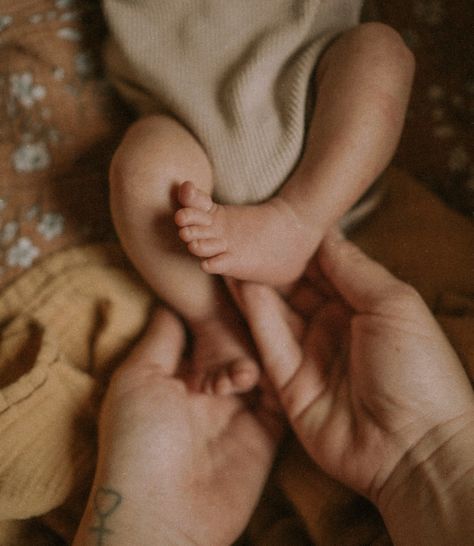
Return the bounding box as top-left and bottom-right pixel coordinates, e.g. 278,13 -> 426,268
122,306 -> 186,377
236,282 -> 304,391
227,278 -> 304,340
319,229 -> 414,313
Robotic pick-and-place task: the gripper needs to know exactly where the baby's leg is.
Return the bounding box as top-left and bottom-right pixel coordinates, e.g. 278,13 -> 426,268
176,23 -> 415,286
110,115 -> 259,394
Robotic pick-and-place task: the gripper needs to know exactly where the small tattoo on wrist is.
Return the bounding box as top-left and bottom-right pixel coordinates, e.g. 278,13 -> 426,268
89,486 -> 122,545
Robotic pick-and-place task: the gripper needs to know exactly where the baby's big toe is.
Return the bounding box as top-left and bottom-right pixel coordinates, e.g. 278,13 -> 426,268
178,181 -> 214,212
229,358 -> 260,393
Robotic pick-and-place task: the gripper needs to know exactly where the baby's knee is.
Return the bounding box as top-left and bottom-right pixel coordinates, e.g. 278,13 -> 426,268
110,116 -> 168,191
110,114 -> 213,202
350,22 -> 415,79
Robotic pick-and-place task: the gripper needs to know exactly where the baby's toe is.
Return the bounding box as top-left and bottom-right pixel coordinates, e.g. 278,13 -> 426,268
229,358 -> 260,392
178,181 -> 214,212
179,225 -> 214,243
212,370 -> 235,396
174,207 -> 212,228
207,359 -> 259,396
188,238 -> 227,258
200,369 -> 232,396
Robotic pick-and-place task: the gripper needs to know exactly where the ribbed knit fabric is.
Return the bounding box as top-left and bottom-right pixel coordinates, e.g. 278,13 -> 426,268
103,0 -> 362,205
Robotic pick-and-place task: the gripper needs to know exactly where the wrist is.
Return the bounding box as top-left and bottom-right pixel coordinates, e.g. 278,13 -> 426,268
376,410 -> 474,545
74,478 -> 199,546
74,448 -> 200,546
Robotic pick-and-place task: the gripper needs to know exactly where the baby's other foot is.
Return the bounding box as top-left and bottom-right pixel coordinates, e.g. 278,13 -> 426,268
189,312 -> 260,396
175,181 -> 315,285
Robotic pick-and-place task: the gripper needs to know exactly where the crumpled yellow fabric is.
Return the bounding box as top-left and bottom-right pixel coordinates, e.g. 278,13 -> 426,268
0,244 -> 154,544
0,168 -> 472,545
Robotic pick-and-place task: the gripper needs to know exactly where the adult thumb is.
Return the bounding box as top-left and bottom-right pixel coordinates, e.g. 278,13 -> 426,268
318,229 -> 413,313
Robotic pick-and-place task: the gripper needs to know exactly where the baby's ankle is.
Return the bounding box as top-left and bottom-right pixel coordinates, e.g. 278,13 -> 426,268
270,193 -> 323,244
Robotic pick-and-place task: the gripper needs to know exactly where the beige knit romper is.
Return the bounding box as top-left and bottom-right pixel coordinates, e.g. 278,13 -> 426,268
103,0 -> 362,205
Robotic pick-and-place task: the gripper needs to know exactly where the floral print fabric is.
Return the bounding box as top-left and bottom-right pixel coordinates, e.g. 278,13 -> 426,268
0,0 -> 472,291
371,0 -> 474,215
0,0 -> 128,289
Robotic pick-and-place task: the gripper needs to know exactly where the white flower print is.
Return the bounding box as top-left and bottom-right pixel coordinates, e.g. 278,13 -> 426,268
12,141 -> 51,173
0,221 -> 19,245
59,12 -> 79,22
47,128 -> 60,144
57,27 -> 82,41
10,72 -> 46,108
25,204 -> 40,221
29,14 -> 44,24
75,51 -> 95,78
0,15 -> 13,32
6,237 -> 40,268
37,212 -> 65,241
53,66 -> 65,81
55,0 -> 76,8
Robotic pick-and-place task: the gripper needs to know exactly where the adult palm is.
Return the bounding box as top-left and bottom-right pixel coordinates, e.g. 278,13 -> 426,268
234,232 -> 474,503
96,308 -> 282,546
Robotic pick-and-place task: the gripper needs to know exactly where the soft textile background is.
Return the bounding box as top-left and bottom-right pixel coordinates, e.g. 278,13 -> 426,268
0,1 -> 472,545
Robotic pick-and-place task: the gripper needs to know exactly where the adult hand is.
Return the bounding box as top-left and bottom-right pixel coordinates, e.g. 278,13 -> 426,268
74,308 -> 282,546
233,230 -> 474,507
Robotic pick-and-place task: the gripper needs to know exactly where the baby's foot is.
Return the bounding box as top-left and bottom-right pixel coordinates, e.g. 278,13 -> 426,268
189,310 -> 260,396
175,181 -> 315,286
